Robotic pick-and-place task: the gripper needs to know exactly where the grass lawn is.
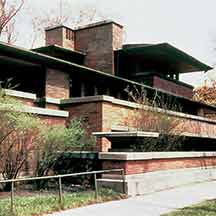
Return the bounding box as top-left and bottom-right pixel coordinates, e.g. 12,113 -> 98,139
163,199 -> 216,216
0,188 -> 126,216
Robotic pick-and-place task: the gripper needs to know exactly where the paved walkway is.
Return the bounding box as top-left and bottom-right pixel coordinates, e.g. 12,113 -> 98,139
46,180 -> 216,216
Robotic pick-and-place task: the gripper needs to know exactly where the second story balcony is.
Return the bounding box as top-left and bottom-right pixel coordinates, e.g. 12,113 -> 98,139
115,43 -> 212,99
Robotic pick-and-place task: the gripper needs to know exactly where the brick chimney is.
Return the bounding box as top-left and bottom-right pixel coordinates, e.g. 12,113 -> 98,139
45,20 -> 123,75
45,25 -> 75,50
75,20 -> 124,75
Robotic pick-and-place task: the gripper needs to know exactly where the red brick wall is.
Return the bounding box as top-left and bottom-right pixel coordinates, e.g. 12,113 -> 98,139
75,23 -> 123,74
102,157 -> 216,175
46,68 -> 70,99
153,76 -> 193,99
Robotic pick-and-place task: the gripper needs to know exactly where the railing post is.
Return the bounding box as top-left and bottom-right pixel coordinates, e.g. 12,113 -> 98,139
10,181 -> 14,214
121,169 -> 126,194
58,177 -> 63,209
94,173 -> 98,200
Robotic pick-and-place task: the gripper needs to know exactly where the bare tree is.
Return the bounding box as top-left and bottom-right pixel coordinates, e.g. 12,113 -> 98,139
30,4 -> 104,48
3,19 -> 18,44
0,0 -> 24,37
125,85 -> 186,151
0,0 -> 105,47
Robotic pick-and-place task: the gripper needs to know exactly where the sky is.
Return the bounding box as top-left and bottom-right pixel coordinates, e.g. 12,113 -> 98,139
15,0 -> 216,87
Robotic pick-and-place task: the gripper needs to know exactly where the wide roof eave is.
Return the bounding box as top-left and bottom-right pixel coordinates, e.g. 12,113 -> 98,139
118,43 -> 213,73
0,41 -> 216,111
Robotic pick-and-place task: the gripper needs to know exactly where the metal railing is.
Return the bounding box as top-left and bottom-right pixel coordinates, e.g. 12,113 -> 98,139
0,169 -> 125,214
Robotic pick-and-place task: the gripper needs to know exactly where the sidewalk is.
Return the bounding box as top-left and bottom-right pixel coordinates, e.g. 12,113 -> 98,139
46,180 -> 216,216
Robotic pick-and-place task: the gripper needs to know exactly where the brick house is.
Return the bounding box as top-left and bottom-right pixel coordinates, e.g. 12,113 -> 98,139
1,20 -> 216,195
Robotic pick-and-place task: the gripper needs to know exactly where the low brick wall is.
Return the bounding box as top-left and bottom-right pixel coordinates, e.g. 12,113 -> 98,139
102,156 -> 216,175
98,152 -> 216,196
100,152 -> 216,175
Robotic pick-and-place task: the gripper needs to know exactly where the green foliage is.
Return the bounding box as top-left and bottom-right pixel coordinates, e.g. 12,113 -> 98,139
0,188 -> 125,216
35,118 -> 95,180
0,89 -> 43,187
0,87 -> 95,187
52,152 -> 98,187
163,199 -> 216,216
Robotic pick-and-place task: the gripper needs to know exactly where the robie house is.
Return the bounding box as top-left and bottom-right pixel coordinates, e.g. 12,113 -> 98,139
1,20 -> 216,195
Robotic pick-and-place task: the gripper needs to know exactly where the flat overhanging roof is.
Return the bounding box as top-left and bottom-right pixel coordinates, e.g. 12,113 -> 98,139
117,43 -> 212,73
1,41 -> 216,113
33,45 -> 85,57
32,45 -> 85,64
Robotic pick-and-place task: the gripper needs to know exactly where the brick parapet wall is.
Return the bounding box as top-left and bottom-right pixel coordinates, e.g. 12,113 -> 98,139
101,100 -> 216,151
153,76 -> 193,99
62,96 -> 216,152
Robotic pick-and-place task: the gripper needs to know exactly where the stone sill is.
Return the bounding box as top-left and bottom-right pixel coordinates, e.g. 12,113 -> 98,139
23,106 -> 69,117
35,97 -> 61,105
99,152 -> 216,161
0,104 -> 69,118
93,131 -> 159,138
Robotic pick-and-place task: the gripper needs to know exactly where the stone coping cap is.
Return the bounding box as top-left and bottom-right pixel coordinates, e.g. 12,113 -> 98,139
74,20 -> 123,30
5,89 -> 36,100
99,151 -> 216,160
45,20 -> 123,32
92,131 -> 159,138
